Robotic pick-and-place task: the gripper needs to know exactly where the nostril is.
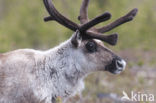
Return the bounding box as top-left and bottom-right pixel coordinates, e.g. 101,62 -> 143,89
116,60 -> 124,68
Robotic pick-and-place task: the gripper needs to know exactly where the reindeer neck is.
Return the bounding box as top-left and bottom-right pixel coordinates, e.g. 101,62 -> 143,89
39,39 -> 86,100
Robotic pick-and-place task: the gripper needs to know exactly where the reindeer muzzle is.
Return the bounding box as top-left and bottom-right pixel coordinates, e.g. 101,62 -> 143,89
105,57 -> 126,74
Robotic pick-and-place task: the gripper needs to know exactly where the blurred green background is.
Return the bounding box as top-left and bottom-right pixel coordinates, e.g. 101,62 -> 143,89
0,0 -> 156,103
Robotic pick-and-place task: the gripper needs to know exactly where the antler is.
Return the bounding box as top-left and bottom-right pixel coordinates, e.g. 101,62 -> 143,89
78,0 -> 90,24
79,12 -> 111,32
96,8 -> 138,33
43,0 -> 138,45
43,0 -> 79,31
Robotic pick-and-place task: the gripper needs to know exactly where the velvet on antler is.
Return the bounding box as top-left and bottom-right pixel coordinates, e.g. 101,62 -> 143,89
43,0 -> 138,45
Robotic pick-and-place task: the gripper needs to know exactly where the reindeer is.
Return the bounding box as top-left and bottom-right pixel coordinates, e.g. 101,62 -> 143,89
0,0 -> 138,103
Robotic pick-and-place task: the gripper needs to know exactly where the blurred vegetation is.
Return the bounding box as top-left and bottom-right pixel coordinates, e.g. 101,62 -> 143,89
0,0 -> 156,52
0,0 -> 156,103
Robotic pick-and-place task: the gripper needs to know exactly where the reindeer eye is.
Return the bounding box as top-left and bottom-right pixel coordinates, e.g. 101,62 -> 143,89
86,41 -> 97,53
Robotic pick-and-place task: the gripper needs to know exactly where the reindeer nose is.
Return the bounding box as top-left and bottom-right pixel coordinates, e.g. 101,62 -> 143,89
114,56 -> 126,69
116,60 -> 124,68
116,59 -> 126,69
105,56 -> 126,74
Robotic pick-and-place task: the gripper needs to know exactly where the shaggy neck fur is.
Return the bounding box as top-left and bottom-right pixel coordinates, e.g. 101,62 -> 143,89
33,39 -> 88,103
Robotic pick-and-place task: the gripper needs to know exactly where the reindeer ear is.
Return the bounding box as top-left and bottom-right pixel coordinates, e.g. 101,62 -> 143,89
71,30 -> 82,47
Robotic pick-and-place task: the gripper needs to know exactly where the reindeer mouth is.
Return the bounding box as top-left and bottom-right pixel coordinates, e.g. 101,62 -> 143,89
105,57 -> 126,74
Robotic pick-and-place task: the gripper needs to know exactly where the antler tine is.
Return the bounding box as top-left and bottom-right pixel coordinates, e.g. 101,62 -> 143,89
96,8 -> 138,33
43,0 -> 79,31
79,12 -> 111,32
44,16 -> 54,21
78,0 -> 90,24
86,31 -> 118,45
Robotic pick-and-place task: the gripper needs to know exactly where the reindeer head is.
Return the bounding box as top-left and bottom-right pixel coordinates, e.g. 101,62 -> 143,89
43,0 -> 138,74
